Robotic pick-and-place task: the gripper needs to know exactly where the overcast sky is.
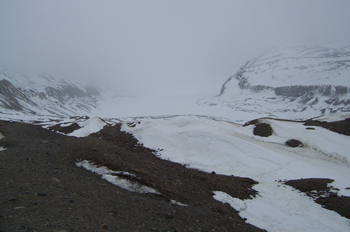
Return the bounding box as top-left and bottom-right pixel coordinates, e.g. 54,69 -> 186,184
0,1 -> 349,96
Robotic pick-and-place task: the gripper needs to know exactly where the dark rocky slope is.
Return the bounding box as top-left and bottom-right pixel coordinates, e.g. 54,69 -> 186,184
0,120 -> 263,232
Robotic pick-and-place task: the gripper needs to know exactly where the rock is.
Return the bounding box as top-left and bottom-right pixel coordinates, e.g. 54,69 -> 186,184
8,196 -> 17,201
52,177 -> 60,182
101,224 -> 108,229
160,211 -> 174,219
36,192 -> 46,197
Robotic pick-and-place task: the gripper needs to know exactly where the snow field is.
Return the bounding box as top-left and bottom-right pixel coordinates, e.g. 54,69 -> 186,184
121,115 -> 350,232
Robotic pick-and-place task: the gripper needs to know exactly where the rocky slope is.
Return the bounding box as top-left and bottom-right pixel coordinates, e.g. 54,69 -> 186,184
206,45 -> 350,119
0,67 -> 102,116
0,119 -> 263,232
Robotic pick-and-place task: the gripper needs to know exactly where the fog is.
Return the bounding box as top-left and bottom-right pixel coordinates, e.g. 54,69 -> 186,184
1,0 -> 349,96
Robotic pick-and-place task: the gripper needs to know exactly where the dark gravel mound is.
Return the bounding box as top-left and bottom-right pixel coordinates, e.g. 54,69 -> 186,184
285,139 -> 303,148
253,123 -> 273,137
0,120 -> 264,232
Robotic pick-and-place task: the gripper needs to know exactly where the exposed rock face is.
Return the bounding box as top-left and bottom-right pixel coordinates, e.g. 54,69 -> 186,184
0,67 -> 101,116
211,45 -> 350,119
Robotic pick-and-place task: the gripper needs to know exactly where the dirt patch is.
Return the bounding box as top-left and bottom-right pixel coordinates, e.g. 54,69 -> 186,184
0,120 -> 264,232
253,123 -> 273,137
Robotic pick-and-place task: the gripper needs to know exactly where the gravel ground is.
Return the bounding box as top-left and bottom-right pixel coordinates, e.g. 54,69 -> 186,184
0,120 -> 265,232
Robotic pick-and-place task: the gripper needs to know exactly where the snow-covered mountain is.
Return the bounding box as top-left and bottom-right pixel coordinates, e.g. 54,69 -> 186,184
204,45 -> 350,120
0,67 -> 103,116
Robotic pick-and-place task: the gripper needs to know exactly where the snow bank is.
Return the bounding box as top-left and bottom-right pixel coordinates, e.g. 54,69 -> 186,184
68,117 -> 107,137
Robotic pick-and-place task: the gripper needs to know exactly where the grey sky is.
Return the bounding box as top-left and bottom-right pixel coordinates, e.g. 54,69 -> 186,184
0,0 -> 349,96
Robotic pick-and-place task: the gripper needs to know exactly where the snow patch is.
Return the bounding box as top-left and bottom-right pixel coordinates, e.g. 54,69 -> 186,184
76,160 -> 160,194
0,133 -> 5,151
68,117 -> 106,137
170,200 -> 188,207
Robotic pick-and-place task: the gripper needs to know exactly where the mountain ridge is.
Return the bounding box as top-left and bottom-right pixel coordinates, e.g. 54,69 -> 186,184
0,67 -> 103,116
210,45 -> 350,119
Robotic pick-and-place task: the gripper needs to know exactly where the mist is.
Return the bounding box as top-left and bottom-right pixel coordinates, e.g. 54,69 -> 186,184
1,0 -> 349,96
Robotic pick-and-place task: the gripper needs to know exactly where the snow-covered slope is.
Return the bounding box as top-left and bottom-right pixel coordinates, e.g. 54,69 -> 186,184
203,45 -> 350,120
0,67 -> 103,116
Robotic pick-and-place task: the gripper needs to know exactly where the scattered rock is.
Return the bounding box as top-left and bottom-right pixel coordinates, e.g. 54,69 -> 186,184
101,224 -> 108,229
8,196 -> 17,202
36,192 -> 46,197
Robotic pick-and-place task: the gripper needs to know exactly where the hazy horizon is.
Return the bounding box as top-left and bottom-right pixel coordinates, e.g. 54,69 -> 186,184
1,0 -> 350,96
